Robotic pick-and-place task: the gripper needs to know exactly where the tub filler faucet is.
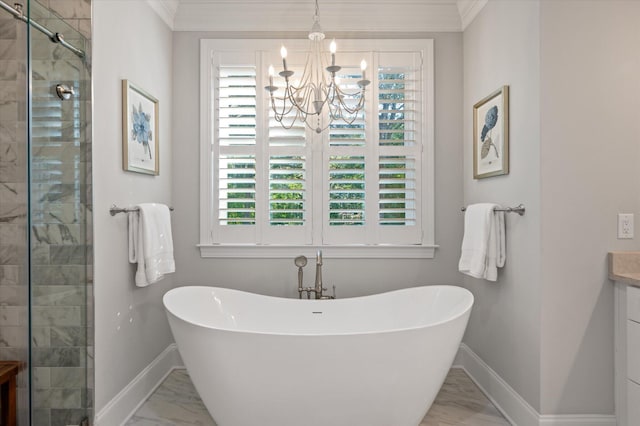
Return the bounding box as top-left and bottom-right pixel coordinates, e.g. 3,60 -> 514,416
294,250 -> 335,299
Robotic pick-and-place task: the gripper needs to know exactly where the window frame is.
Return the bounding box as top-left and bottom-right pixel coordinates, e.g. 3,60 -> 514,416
199,39 -> 436,258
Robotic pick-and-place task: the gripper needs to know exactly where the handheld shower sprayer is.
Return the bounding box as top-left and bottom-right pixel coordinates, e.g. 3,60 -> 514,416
294,255 -> 307,299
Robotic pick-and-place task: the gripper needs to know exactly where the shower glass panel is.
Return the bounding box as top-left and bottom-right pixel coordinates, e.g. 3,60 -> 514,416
29,1 -> 92,424
0,0 -> 92,425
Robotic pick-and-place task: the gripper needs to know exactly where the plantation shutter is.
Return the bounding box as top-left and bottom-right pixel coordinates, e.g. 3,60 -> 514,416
322,55 -> 372,244
205,40 -> 432,252
377,52 -> 422,244
213,52 -> 260,243
262,50 -> 313,244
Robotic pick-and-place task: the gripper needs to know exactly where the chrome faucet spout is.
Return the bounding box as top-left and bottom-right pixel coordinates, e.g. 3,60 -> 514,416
294,251 -> 334,300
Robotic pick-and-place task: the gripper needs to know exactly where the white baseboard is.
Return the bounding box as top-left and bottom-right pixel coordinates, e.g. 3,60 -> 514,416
538,415 -> 618,426
94,343 -> 184,426
456,343 -> 617,426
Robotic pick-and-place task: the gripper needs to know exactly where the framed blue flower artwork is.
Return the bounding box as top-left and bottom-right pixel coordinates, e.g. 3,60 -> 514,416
122,80 -> 160,175
473,86 -> 509,179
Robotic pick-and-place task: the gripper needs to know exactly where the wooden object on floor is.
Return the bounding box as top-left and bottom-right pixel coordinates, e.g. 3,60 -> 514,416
0,361 -> 21,426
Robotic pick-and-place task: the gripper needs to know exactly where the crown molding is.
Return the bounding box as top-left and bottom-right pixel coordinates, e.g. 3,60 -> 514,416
457,0 -> 488,30
147,0 -> 180,30
159,0 -> 488,33
173,1 -> 464,32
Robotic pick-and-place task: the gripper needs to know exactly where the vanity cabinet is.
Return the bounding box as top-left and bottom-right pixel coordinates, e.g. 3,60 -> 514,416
607,251 -> 640,425
615,282 -> 640,425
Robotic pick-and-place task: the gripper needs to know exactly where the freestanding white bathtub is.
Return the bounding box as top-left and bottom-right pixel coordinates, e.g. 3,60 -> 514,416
163,285 -> 473,426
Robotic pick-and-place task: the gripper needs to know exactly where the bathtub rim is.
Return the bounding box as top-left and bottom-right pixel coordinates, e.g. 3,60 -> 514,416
163,285 -> 474,337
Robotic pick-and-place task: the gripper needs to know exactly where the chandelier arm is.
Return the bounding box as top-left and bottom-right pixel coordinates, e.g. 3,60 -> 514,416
332,89 -> 367,115
286,86 -> 310,117
275,100 -> 306,130
271,101 -> 297,122
335,91 -> 367,116
327,102 -> 340,121
270,85 -> 308,130
270,94 -> 297,121
329,97 -> 365,126
286,81 -> 330,118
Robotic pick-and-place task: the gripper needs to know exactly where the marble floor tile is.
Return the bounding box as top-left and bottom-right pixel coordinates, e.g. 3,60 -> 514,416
421,368 -> 511,425
126,368 -> 510,426
125,369 -> 215,426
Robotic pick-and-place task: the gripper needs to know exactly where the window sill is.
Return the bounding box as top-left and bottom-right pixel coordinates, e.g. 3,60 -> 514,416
197,244 -> 438,259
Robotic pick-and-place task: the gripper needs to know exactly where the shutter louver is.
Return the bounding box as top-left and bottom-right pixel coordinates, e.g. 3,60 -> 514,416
378,69 -> 417,147
269,156 -> 306,226
264,56 -> 311,241
328,156 -> 365,226
379,155 -> 416,226
329,66 -> 366,147
218,155 -> 256,225
376,53 -> 422,243
217,64 -> 257,227
218,66 -> 257,147
324,63 -> 368,237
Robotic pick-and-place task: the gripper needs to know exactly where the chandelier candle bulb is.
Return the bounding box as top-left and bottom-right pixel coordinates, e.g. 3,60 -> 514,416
330,39 -> 336,66
361,59 -> 367,80
280,46 -> 288,71
268,65 -> 274,86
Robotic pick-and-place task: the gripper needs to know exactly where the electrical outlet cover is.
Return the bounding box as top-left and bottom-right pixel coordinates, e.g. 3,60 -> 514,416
618,213 -> 634,239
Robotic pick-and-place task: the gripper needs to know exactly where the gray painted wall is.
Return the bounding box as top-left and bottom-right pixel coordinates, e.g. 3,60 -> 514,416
170,31 -> 464,298
462,0 -> 542,411
539,0 -> 640,415
93,0 -> 174,413
464,0 -> 640,415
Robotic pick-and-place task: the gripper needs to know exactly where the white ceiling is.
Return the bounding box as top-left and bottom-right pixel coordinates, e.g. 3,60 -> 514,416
147,0 -> 488,33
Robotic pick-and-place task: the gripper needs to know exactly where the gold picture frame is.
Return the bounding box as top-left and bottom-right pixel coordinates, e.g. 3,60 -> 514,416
122,80 -> 159,175
473,85 -> 509,179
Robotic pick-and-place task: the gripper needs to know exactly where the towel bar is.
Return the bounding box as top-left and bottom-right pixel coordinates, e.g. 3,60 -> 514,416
461,204 -> 525,216
109,204 -> 175,216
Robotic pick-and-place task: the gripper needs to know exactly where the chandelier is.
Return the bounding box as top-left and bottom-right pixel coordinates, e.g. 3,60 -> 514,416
264,0 -> 370,134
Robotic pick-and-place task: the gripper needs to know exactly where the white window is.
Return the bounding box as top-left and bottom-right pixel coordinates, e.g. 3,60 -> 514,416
199,39 -> 435,258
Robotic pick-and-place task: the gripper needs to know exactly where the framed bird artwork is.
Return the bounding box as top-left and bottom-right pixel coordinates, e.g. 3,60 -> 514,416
473,85 -> 509,179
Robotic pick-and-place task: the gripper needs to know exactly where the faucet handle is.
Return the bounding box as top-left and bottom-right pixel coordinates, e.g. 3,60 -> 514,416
332,285 -> 336,299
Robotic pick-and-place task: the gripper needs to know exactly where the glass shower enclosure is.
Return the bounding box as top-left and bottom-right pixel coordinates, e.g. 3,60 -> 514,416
0,1 -> 92,425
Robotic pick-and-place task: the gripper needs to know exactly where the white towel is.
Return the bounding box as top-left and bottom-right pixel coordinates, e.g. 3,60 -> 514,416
128,203 -> 175,287
458,203 -> 506,282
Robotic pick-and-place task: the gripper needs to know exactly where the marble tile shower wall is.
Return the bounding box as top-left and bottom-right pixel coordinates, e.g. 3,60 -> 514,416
30,0 -> 92,422
42,0 -> 91,39
0,1 -> 92,426
0,14 -> 29,426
